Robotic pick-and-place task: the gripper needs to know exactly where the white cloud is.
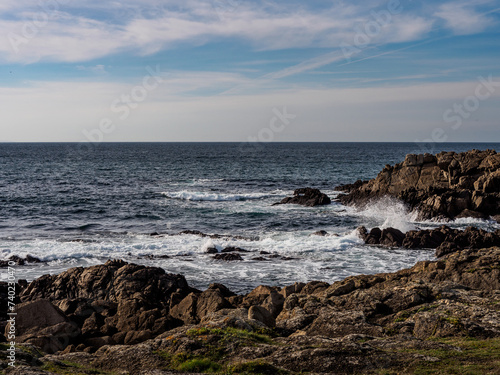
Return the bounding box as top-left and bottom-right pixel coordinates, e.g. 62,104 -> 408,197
0,1 -> 437,64
435,2 -> 496,35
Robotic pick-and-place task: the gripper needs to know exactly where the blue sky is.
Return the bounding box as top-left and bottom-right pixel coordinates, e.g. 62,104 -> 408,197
0,0 -> 499,142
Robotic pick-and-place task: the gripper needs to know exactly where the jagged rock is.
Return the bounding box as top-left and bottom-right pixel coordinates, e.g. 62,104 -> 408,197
6,300 -> 79,354
19,261 -> 188,347
0,255 -> 43,267
274,187 -> 331,207
360,225 -> 500,257
196,289 -> 232,320
280,282 -> 306,298
337,150 -> 500,220
248,305 -> 275,327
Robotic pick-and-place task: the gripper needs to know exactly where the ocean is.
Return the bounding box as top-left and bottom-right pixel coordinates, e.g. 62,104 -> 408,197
1,142 -> 499,293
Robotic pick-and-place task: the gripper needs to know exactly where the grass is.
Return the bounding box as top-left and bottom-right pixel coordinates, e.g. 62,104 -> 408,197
40,360 -> 112,375
156,326 -> 283,374
396,337 -> 500,374
228,360 -> 289,374
178,358 -> 222,373
187,326 -> 275,345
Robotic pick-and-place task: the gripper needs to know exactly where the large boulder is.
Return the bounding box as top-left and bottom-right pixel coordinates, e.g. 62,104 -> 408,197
274,188 -> 331,207
337,150 -> 500,220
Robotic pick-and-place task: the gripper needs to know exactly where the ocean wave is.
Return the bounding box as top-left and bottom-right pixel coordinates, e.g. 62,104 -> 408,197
161,190 -> 283,202
348,197 -> 417,232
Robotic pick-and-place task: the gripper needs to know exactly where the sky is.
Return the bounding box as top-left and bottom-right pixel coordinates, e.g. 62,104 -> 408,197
0,0 -> 499,142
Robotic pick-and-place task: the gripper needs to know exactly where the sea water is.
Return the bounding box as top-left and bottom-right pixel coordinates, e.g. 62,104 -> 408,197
1,142 -> 499,293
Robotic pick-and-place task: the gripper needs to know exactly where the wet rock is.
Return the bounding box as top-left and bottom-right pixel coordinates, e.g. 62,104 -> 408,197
360,225 -> 500,257
213,253 -> 243,261
274,187 -> 331,207
205,246 -> 218,254
0,255 -> 44,267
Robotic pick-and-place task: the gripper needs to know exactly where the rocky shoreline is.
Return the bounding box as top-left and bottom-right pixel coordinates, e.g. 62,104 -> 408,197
1,246 -> 499,374
1,149 -> 499,374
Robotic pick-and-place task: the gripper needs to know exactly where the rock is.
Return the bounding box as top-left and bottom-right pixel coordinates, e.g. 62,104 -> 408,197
170,293 -> 198,325
19,261 -> 189,347
248,305 -> 275,327
7,299 -> 68,337
337,150 -> 500,220
261,292 -> 285,318
301,281 -> 330,295
0,255 -> 44,267
313,230 -> 328,236
360,225 -> 500,257
213,253 -> 243,261
280,282 -> 306,298
242,285 -> 280,306
274,188 -> 331,207
205,246 -> 218,254
5,300 -> 80,353
196,289 -> 232,320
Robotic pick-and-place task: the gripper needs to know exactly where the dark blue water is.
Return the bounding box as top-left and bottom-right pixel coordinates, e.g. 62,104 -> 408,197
1,142 -> 499,292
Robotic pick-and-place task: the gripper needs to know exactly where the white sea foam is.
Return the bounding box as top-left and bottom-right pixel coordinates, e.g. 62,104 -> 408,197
161,190 -> 284,202
348,196 -> 417,232
0,230 -> 434,293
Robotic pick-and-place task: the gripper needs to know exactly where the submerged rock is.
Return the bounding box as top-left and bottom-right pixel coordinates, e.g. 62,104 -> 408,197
213,253 -> 243,261
337,149 -> 500,220
274,187 -> 331,207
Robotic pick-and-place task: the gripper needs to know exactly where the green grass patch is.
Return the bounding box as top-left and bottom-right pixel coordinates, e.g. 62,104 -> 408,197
228,360 -> 289,374
41,360 -> 110,375
187,326 -> 274,344
178,358 -> 222,373
156,327 -> 280,374
399,337 -> 500,375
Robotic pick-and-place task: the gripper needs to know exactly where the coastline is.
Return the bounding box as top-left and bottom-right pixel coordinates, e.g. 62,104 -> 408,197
2,148 -> 500,374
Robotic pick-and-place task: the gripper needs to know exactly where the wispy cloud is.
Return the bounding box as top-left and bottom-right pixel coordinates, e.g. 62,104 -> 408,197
435,2 -> 498,35
0,1 -> 441,64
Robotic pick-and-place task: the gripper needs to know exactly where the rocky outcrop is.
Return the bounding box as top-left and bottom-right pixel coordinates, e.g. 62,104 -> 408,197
274,188 -> 331,207
5,247 -> 500,374
337,149 -> 500,220
359,225 -> 500,257
18,260 -> 190,350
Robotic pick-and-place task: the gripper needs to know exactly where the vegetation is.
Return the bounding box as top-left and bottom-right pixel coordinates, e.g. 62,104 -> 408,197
389,337 -> 500,375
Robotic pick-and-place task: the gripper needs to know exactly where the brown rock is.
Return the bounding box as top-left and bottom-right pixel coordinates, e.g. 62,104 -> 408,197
248,305 -> 275,327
